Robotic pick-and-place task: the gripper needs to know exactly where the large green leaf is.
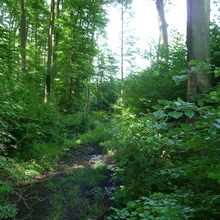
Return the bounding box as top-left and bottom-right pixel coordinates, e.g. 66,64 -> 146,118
184,109 -> 194,118
158,100 -> 171,105
153,110 -> 166,119
168,111 -> 183,119
214,69 -> 220,77
188,60 -> 201,66
172,75 -> 190,85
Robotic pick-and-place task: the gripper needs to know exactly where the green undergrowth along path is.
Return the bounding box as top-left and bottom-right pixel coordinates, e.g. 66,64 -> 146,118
46,163 -> 112,220
1,114 -> 116,220
103,89 -> 220,219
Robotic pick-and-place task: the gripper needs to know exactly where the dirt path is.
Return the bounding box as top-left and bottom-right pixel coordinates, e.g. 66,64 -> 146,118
9,144 -> 115,220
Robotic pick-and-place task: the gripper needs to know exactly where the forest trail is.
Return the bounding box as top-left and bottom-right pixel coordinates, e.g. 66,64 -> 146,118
10,144 -> 115,220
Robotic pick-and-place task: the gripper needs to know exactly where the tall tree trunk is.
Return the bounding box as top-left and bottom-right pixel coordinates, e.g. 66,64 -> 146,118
186,0 -> 211,103
45,0 -> 55,102
121,1 -> 124,81
156,0 -> 168,46
156,0 -> 168,61
120,1 -> 124,103
19,0 -> 27,73
53,0 -> 60,75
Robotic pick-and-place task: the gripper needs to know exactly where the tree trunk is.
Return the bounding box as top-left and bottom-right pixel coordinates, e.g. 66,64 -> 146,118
156,0 -> 168,46
186,0 -> 211,103
53,0 -> 60,75
84,82 -> 91,115
120,1 -> 124,103
45,0 -> 55,102
19,0 -> 27,73
121,1 -> 124,81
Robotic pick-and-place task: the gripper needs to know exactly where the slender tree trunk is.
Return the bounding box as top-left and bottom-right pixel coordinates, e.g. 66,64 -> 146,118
186,0 -> 211,103
53,0 -> 60,74
84,81 -> 91,115
69,76 -> 73,100
121,1 -> 124,81
45,0 -> 55,102
120,1 -> 124,103
19,0 -> 27,73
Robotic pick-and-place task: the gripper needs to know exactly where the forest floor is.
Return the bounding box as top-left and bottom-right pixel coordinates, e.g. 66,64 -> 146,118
9,144 -> 115,220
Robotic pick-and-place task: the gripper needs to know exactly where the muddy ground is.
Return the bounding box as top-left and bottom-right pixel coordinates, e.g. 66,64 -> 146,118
7,144 -> 115,220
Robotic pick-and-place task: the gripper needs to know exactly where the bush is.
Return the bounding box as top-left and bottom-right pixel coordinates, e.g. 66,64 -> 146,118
106,85 -> 220,219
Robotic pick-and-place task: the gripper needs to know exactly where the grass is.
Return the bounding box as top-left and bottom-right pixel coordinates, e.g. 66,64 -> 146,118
45,165 -> 112,219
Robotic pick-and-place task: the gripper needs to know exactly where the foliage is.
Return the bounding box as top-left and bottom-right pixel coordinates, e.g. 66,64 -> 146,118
0,0 -> 219,218
76,119 -> 115,146
104,80 -> 220,219
108,193 -> 196,220
46,165 -> 110,219
210,22 -> 220,85
123,33 -> 187,114
0,203 -> 18,219
91,79 -> 119,111
0,160 -> 18,219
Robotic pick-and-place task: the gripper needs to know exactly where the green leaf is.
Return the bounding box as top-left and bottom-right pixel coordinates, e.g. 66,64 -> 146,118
188,60 -> 200,66
214,69 -> 220,77
127,201 -> 136,208
146,121 -> 156,129
186,140 -> 201,147
174,102 -> 182,106
184,109 -> 194,118
153,110 -> 166,119
209,127 -> 217,135
158,100 -> 171,105
168,112 -> 183,119
212,123 -> 220,129
191,66 -> 201,72
177,97 -> 185,103
209,91 -> 218,96
153,105 -> 163,110
198,101 -> 204,106
216,118 -> 220,124
214,51 -> 220,56
172,75 -> 190,85
208,172 -> 220,183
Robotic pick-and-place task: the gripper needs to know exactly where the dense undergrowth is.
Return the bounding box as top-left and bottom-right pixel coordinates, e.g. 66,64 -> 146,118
0,107 -> 103,218
103,84 -> 220,219
1,40 -> 220,219
46,163 -> 112,220
1,81 -> 220,219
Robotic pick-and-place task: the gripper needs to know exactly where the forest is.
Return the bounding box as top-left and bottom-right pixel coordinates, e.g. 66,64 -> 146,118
0,0 -> 220,219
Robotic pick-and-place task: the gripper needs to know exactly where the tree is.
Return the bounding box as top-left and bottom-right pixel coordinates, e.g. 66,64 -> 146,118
154,0 -> 169,62
186,0 -> 211,103
19,0 -> 27,73
45,0 -> 55,102
156,0 -> 168,46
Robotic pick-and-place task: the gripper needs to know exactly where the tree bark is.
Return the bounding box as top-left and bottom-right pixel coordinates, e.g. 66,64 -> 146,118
120,1 -> 124,103
186,0 -> 211,103
84,82 -> 91,115
53,0 -> 60,74
45,0 -> 55,102
121,1 -> 124,81
19,0 -> 27,73
156,0 -> 168,46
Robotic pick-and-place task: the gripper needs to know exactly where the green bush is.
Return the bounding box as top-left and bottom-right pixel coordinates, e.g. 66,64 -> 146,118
106,83 -> 220,219
108,193 -> 196,220
77,120 -> 115,145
